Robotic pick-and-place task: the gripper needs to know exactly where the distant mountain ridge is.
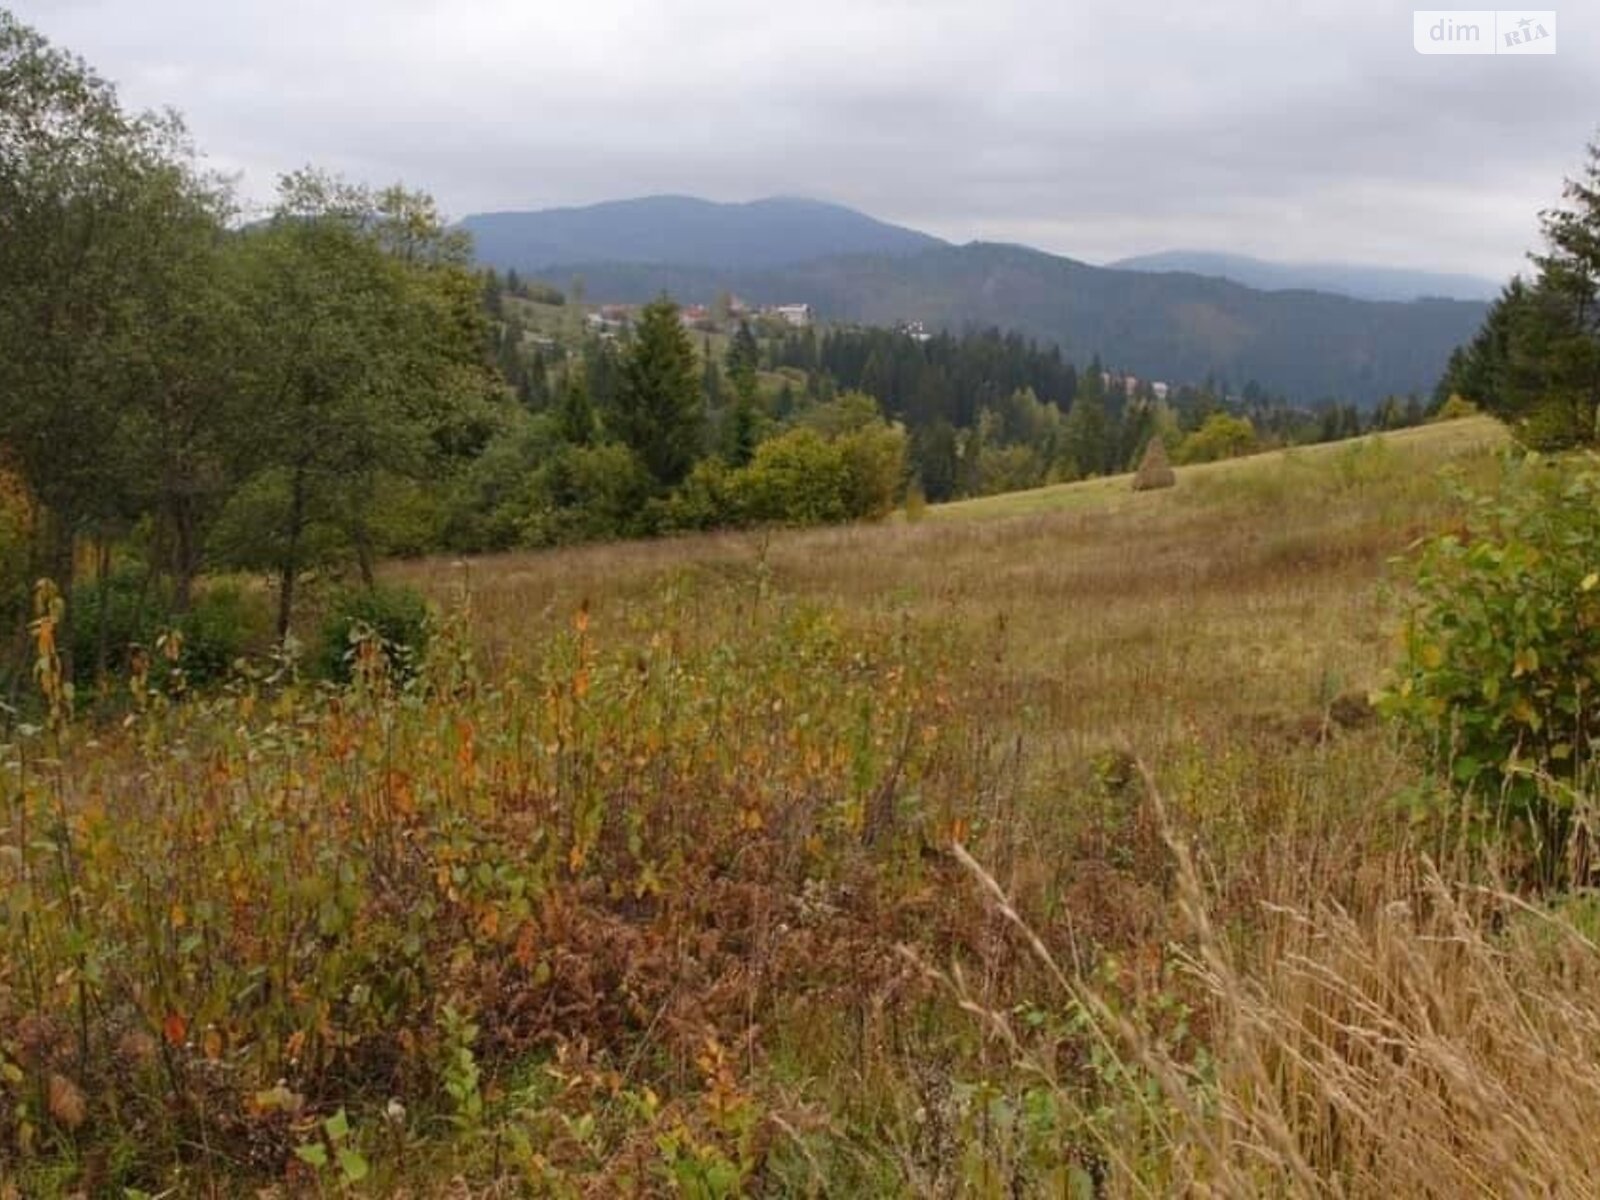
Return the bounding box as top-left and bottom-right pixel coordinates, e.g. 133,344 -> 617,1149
527,245 -> 1486,406
459,196 -> 1492,406
1108,249 -> 1502,303
459,195 -> 944,273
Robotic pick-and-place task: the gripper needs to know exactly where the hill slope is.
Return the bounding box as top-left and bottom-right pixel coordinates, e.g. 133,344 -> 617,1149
1109,249 -> 1502,302
533,243 -> 1487,406
459,195 -> 944,272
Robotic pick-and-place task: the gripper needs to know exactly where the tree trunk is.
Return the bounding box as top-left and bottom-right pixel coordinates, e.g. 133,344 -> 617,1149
93,537 -> 111,686
50,509 -> 76,687
276,465 -> 308,641
353,522 -> 376,590
172,501 -> 197,616
348,468 -> 378,589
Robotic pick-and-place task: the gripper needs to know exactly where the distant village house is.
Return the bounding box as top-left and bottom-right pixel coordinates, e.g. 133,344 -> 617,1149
768,303 -> 812,328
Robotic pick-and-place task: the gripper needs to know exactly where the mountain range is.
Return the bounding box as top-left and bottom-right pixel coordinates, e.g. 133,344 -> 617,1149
461,196 -> 941,273
459,196 -> 1494,406
1107,250 -> 1502,303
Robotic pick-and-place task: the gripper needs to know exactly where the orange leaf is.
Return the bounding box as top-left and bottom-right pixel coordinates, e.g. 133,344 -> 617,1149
162,1011 -> 188,1047
513,921 -> 537,969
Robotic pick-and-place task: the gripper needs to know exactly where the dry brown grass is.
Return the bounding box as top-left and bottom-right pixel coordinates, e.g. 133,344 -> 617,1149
392,421 -> 1506,762
384,418 -> 1600,1195
1190,864 -> 1600,1196
1132,438 -> 1176,491
952,773 -> 1600,1197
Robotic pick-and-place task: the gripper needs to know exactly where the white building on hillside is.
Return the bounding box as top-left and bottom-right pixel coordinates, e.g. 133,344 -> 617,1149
769,303 -> 813,328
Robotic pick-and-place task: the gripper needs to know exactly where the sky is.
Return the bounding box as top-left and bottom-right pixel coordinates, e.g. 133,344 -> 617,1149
10,0 -> 1597,281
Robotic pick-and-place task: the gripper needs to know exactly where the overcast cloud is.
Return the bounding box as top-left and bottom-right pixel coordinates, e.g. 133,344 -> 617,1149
11,0 -> 1598,279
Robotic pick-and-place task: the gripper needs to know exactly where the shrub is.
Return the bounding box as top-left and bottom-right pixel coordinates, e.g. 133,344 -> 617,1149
317,584 -> 432,682
0,473 -> 33,686
66,571 -> 273,690
181,582 -> 273,684
729,428 -> 853,526
974,443 -> 1047,497
1176,414 -> 1258,465
68,568 -> 165,682
1375,455 -> 1600,881
836,420 -> 908,517
659,458 -> 738,532
1433,393 -> 1479,422
520,443 -> 655,547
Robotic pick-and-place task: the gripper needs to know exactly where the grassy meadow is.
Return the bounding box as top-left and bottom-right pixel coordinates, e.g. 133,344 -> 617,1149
13,415 -> 1600,1197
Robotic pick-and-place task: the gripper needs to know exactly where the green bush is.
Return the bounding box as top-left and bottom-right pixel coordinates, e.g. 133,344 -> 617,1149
181,582 -> 273,683
317,584 -> 432,683
1433,393 -> 1479,422
730,428 -> 853,526
659,458 -> 738,532
1176,413 -> 1259,465
520,443 -> 655,547
837,421 -> 908,517
1375,455 -> 1600,882
67,571 -> 272,690
68,569 -> 165,682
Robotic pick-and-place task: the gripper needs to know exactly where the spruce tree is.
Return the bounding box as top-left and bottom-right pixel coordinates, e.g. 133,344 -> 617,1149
612,296 -> 704,487
556,368 -> 596,446
1444,138 -> 1600,447
723,320 -> 762,465
1061,357 -> 1110,478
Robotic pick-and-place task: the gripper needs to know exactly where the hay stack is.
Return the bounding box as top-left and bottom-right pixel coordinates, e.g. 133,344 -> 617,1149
1132,438 -> 1176,491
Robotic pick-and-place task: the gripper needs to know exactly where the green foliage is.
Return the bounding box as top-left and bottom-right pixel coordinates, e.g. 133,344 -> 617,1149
730,428 -> 854,526
974,444 -> 1049,496
1433,393 -> 1479,422
555,366 -> 597,447
440,1005 -> 485,1130
1376,456 -> 1600,881
659,458 -> 738,532
0,475 -> 32,656
1060,368 -> 1111,479
0,582 -> 955,1190
801,393 -> 908,518
1176,413 -> 1259,465
613,296 -> 705,487
219,172 -> 494,633
64,570 -> 270,693
207,467 -> 347,577
294,1108 -> 370,1188
836,421 -> 909,518
1442,139 -> 1600,449
521,442 -> 655,546
317,584 -> 431,682
67,570 -> 163,683
724,320 -> 760,406
442,411 -> 563,553
181,582 -> 274,683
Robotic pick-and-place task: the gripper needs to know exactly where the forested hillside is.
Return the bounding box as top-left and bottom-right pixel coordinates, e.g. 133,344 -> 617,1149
13,4 -> 1600,1195
512,242 -> 1486,406
0,6 -> 1456,706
